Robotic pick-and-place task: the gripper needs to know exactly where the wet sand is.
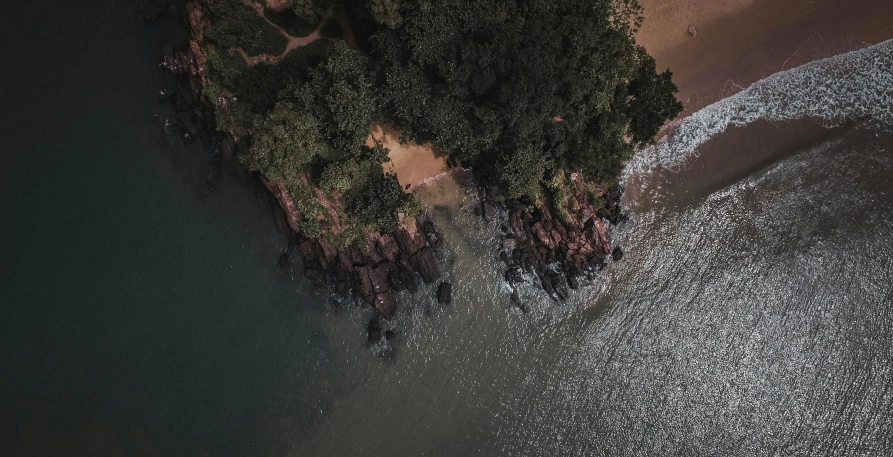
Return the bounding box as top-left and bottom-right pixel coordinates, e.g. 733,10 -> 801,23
623,119 -> 837,211
638,0 -> 893,112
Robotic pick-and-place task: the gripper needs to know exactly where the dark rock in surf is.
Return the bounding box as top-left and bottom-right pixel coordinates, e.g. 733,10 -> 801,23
141,2 -> 161,22
612,246 -> 624,262
413,247 -> 440,284
278,253 -> 290,272
367,318 -> 382,344
551,272 -> 570,301
305,268 -> 323,282
541,273 -> 556,299
500,251 -> 511,265
505,266 -> 525,284
567,273 -> 580,290
272,206 -> 288,234
422,220 -> 440,247
436,282 -> 453,305
510,287 -> 528,313
482,201 -> 495,221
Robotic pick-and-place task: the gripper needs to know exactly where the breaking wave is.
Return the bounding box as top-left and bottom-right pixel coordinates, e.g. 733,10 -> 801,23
624,39 -> 893,177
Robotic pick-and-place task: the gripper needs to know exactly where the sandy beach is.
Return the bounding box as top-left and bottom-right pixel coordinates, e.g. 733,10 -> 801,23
638,0 -> 893,112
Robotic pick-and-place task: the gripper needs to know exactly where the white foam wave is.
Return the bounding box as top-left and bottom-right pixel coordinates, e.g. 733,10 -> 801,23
624,39 -> 893,177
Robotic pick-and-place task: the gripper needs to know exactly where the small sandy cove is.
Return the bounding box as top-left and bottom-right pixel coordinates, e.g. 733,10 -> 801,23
366,123 -> 450,190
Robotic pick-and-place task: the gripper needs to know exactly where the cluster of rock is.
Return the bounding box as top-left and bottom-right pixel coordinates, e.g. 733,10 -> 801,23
295,219 -> 448,318
481,180 -> 625,311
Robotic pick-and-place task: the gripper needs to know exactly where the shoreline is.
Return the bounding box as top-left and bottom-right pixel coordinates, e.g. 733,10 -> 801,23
152,0 -> 893,340
638,0 -> 893,113
156,1 -> 451,340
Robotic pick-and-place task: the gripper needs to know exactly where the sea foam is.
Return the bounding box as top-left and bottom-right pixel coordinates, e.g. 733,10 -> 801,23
624,39 -> 893,178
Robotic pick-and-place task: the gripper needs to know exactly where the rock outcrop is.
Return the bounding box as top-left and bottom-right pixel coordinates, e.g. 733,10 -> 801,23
298,219 -> 442,319
487,177 -> 626,303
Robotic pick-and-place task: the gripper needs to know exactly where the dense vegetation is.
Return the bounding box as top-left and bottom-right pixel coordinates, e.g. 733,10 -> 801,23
200,0 -> 681,243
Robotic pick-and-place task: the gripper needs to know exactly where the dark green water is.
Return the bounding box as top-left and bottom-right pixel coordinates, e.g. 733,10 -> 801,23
3,2 -> 893,456
1,2 -> 343,455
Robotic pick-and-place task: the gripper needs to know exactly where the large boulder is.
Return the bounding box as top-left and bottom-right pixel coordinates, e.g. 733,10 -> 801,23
388,267 -> 417,293
375,290 -> 397,318
394,224 -> 426,256
376,234 -> 400,262
413,247 -> 440,284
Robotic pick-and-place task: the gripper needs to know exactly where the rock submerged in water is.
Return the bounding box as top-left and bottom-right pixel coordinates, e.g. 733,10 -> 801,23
436,282 -> 452,305
612,246 -> 624,262
510,287 -> 528,313
367,318 -> 382,345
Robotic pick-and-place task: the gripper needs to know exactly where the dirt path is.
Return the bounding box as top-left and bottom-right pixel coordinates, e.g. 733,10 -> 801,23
232,2 -> 362,67
232,0 -> 325,66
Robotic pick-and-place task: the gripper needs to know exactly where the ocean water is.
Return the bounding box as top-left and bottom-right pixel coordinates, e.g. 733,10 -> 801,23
2,1 -> 892,456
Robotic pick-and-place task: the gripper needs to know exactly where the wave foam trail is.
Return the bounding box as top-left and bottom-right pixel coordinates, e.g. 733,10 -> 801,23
624,39 -> 893,177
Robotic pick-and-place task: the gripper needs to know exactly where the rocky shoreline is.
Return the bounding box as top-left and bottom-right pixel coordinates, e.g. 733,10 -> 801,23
149,0 -> 623,338
480,179 -> 624,312
150,0 -> 447,326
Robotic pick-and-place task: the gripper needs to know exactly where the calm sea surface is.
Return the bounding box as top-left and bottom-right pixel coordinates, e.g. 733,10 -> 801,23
2,1 -> 891,456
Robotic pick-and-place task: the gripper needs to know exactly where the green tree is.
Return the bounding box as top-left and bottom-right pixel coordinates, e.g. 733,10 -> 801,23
373,0 -> 681,200
623,48 -> 683,145
318,159 -> 370,192
241,101 -> 335,186
295,42 -> 377,153
367,0 -> 404,28
291,0 -> 338,24
205,0 -> 287,56
344,173 -> 415,232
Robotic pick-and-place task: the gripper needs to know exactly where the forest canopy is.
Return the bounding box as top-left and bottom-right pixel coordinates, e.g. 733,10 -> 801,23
201,0 -> 681,239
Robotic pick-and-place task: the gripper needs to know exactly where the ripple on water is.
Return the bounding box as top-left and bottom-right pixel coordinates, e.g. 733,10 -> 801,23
495,127 -> 893,456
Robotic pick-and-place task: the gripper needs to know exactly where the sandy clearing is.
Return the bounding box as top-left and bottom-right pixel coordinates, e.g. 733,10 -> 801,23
366,123 -> 449,190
